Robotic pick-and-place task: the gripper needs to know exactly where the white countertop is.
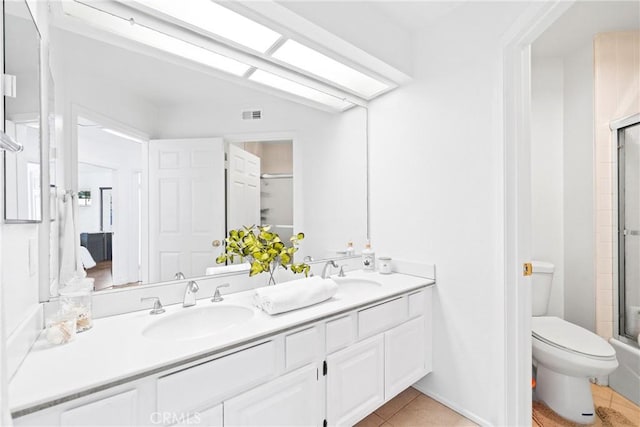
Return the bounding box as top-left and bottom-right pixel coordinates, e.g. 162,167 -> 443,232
10,270 -> 433,414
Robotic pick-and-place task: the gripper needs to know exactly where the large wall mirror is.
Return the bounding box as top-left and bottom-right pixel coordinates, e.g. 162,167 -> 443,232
50,5 -> 368,294
3,0 -> 42,223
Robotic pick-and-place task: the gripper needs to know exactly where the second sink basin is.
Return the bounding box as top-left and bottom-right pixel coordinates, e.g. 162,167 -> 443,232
142,305 -> 254,341
333,276 -> 383,293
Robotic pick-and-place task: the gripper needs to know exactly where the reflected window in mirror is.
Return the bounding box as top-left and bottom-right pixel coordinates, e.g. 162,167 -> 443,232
4,0 -> 42,222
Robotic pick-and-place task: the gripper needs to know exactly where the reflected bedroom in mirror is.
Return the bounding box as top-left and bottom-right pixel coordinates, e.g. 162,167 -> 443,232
50,0 -> 368,295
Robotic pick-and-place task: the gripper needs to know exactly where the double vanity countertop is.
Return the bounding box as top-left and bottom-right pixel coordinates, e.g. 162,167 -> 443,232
10,270 -> 434,416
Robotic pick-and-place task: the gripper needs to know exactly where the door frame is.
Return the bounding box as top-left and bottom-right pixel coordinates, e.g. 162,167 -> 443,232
502,1 -> 574,425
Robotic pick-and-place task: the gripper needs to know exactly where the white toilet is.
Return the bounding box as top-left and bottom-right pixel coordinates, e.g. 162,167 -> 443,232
531,261 -> 618,424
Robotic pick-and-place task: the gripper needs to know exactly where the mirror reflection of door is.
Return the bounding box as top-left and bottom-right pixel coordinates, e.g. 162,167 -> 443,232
100,187 -> 113,232
77,116 -> 144,290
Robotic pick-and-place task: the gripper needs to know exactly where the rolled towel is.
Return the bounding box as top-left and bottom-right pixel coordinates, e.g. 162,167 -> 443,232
253,276 -> 338,315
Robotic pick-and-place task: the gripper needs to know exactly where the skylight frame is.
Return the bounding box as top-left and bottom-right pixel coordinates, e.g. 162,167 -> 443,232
271,39 -> 391,99
249,70 -> 354,111
60,0 -> 398,112
128,0 -> 283,54
63,1 -> 251,77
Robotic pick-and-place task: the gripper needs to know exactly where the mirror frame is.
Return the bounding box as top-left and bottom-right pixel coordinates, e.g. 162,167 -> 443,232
3,0 -> 43,224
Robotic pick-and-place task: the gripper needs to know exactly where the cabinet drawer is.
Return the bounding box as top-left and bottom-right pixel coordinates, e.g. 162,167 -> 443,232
408,290 -> 426,318
358,297 -> 407,339
61,390 -> 137,426
326,315 -> 354,354
157,341 -> 277,415
286,326 -> 320,371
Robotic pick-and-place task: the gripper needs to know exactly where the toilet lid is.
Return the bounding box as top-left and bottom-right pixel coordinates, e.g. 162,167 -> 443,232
532,317 -> 616,359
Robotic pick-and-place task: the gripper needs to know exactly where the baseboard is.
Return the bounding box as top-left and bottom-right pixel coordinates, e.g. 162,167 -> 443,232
412,382 -> 492,427
7,304 -> 43,379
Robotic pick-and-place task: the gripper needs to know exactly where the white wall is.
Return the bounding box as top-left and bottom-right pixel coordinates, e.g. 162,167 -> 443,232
367,3 -> 530,424
531,57 -> 565,318
563,42 -> 595,332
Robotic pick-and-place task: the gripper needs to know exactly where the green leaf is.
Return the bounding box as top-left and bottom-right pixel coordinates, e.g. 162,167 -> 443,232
216,254 -> 227,264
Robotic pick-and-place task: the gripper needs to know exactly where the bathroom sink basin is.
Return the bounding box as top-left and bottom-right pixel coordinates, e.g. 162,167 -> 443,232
333,277 -> 383,292
142,305 -> 254,341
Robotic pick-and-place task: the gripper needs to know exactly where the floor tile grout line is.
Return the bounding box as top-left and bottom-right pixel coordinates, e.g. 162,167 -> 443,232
375,392 -> 421,422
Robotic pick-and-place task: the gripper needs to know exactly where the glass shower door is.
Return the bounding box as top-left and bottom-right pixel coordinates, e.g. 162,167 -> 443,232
620,122 -> 640,341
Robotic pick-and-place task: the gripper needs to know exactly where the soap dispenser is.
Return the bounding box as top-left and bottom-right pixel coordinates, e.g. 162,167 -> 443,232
362,241 -> 375,271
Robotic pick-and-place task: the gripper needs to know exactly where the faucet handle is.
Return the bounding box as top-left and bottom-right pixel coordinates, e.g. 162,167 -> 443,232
212,283 -> 230,302
338,266 -> 346,277
141,297 -> 165,315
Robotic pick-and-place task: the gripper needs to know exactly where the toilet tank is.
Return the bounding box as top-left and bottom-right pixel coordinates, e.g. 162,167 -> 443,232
531,261 -> 554,316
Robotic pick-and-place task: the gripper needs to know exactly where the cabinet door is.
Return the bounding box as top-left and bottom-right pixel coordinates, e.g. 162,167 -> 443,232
326,335 -> 384,427
175,404 -> 222,427
385,317 -> 427,400
224,364 -> 320,427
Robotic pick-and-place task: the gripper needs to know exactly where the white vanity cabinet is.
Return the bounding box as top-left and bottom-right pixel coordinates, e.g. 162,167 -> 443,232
12,285 -> 433,427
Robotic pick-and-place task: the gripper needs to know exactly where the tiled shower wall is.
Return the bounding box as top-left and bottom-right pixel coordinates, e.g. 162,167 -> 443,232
594,31 -> 640,339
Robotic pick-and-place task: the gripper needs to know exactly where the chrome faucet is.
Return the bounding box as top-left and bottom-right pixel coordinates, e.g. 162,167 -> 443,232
321,260 -> 339,279
175,272 -> 186,280
183,280 -> 199,307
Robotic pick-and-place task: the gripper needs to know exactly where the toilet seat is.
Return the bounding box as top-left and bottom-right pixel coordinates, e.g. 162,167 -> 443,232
532,317 -> 616,360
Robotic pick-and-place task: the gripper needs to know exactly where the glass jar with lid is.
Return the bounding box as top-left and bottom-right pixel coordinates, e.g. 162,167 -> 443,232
59,278 -> 94,332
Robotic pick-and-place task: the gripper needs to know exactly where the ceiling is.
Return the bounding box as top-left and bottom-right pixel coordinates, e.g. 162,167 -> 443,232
371,1 -> 467,33
533,1 -> 640,57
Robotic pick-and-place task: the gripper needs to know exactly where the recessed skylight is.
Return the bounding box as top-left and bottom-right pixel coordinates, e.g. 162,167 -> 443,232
272,40 -> 389,99
64,1 -> 250,76
133,0 -> 282,53
249,70 -> 353,111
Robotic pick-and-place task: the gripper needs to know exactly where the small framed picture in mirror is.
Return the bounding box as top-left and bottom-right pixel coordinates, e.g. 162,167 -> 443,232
78,189 -> 92,206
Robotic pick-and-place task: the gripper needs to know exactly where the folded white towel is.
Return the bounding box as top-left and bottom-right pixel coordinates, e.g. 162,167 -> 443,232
253,276 -> 338,315
205,263 -> 251,276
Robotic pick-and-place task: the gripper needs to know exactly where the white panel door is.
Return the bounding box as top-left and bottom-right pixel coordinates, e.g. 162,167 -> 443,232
326,335 -> 384,427
224,363 -> 320,427
227,144 -> 260,231
384,317 -> 427,400
176,403 -> 222,427
149,138 -> 225,282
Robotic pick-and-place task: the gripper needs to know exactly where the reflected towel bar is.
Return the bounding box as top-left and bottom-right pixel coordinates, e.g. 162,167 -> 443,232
0,131 -> 23,152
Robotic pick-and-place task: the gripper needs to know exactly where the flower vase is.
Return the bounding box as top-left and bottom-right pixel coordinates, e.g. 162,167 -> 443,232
266,261 -> 278,286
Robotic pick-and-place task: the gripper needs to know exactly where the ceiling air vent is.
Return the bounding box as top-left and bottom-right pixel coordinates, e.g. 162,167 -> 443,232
242,109 -> 262,120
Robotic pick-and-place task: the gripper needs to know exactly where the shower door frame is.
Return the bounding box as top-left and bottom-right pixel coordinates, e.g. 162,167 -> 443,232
613,113 -> 640,347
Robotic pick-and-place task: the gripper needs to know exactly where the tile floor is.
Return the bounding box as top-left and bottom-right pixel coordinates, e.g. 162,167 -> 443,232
356,384 -> 640,427
355,387 -> 477,427
587,383 -> 640,425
